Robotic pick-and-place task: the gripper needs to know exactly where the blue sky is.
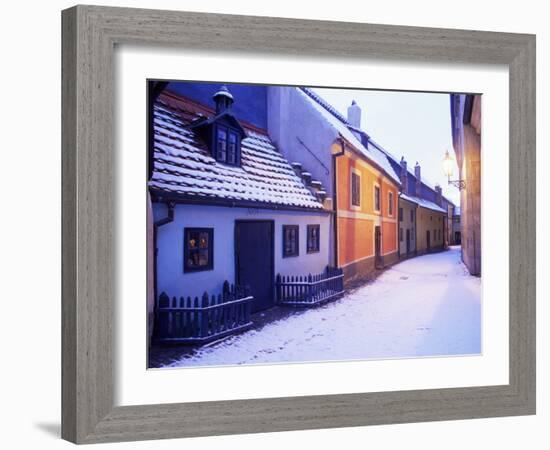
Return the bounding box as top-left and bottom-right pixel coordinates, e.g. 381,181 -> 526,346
313,88 -> 460,205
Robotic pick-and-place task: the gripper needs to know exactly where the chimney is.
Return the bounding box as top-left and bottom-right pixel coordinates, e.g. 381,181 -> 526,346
435,184 -> 443,206
347,100 -> 362,128
400,156 -> 408,193
212,85 -> 234,114
414,162 -> 421,197
290,162 -> 303,176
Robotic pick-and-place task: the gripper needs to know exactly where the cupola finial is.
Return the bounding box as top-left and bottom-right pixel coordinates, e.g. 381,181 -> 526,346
213,85 -> 234,114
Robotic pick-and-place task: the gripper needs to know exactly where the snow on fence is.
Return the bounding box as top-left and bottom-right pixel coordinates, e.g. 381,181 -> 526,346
276,266 -> 345,307
154,281 -> 253,345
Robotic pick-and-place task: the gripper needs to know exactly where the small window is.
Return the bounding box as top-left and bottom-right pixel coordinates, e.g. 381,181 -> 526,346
351,172 -> 361,207
184,228 -> 213,272
307,224 -> 320,253
214,125 -> 240,166
374,185 -> 381,212
399,228 -> 403,242
283,225 -> 299,257
388,192 -> 394,216
398,207 -> 403,222
410,210 -> 414,222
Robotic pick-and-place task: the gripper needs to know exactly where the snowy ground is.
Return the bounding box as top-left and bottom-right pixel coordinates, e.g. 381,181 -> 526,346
166,246 -> 481,368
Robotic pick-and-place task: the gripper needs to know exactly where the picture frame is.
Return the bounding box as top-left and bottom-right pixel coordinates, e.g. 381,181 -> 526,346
61,4 -> 536,444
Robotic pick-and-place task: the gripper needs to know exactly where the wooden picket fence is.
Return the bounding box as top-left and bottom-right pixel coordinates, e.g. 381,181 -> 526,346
153,281 -> 253,345
276,266 -> 345,307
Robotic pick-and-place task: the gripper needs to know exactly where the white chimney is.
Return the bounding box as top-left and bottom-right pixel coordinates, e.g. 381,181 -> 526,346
347,100 -> 362,128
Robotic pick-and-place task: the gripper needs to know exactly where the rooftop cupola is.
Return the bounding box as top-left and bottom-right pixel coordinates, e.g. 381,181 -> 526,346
213,85 -> 234,114
347,100 -> 362,129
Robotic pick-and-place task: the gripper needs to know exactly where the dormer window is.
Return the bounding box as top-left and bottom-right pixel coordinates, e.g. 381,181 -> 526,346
214,124 -> 241,165
191,85 -> 245,167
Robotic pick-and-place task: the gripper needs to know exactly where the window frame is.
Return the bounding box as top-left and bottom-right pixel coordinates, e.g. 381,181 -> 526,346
388,191 -> 394,216
282,225 -> 300,258
350,168 -> 361,209
183,227 -> 214,273
213,123 -> 241,166
374,184 -> 381,213
306,224 -> 321,254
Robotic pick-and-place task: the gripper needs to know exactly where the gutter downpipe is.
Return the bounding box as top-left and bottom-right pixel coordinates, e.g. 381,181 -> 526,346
332,138 -> 346,269
153,201 -> 175,310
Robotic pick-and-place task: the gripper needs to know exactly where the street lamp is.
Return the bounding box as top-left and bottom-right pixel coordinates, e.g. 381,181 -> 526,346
443,150 -> 465,190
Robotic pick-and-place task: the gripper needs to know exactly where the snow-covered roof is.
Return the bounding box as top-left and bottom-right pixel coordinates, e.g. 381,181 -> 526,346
149,97 -> 324,210
400,192 -> 446,214
299,88 -> 401,186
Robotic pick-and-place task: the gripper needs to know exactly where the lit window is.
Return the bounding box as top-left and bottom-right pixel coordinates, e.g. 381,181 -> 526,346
184,228 -> 213,272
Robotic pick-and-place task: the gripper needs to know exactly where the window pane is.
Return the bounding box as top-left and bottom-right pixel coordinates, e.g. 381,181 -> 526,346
227,132 -> 237,164
198,232 -> 209,248
217,127 -> 227,161
283,225 -> 299,256
351,173 -> 361,206
307,225 -> 320,253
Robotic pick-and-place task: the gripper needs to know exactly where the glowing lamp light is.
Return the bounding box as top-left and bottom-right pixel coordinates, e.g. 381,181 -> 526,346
443,149 -> 465,190
443,150 -> 454,178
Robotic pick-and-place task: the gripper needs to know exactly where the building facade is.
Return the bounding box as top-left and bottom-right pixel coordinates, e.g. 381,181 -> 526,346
268,87 -> 401,285
148,86 -> 332,315
376,147 -> 454,258
451,93 -> 481,276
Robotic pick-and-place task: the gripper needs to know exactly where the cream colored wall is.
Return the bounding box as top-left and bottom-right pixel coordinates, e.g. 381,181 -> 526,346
415,207 -> 445,253
398,199 -> 416,256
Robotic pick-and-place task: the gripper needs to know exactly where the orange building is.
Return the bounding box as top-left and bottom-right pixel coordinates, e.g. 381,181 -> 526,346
268,87 -> 401,285
333,141 -> 400,281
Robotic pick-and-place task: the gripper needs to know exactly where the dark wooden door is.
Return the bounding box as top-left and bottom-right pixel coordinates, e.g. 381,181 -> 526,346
406,229 -> 411,254
426,230 -> 431,251
235,221 -> 274,313
374,225 -> 382,268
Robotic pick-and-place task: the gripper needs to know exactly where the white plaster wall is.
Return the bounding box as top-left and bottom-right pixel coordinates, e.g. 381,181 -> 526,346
267,86 -> 336,197
153,203 -> 331,299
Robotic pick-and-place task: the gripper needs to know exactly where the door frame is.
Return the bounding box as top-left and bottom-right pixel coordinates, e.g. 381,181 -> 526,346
426,230 -> 431,252
374,225 -> 382,268
234,219 -> 275,310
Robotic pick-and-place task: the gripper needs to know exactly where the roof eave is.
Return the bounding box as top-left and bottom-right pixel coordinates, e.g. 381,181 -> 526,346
339,135 -> 401,188
149,188 -> 329,214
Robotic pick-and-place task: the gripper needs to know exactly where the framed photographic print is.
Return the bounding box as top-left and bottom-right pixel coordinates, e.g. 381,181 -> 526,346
62,5 -> 536,444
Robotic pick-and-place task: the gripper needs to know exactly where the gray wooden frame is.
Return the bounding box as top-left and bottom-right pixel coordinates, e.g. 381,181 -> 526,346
62,5 -> 536,444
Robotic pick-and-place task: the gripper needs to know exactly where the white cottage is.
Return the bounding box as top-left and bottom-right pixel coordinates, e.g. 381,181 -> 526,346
149,86 -> 332,313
